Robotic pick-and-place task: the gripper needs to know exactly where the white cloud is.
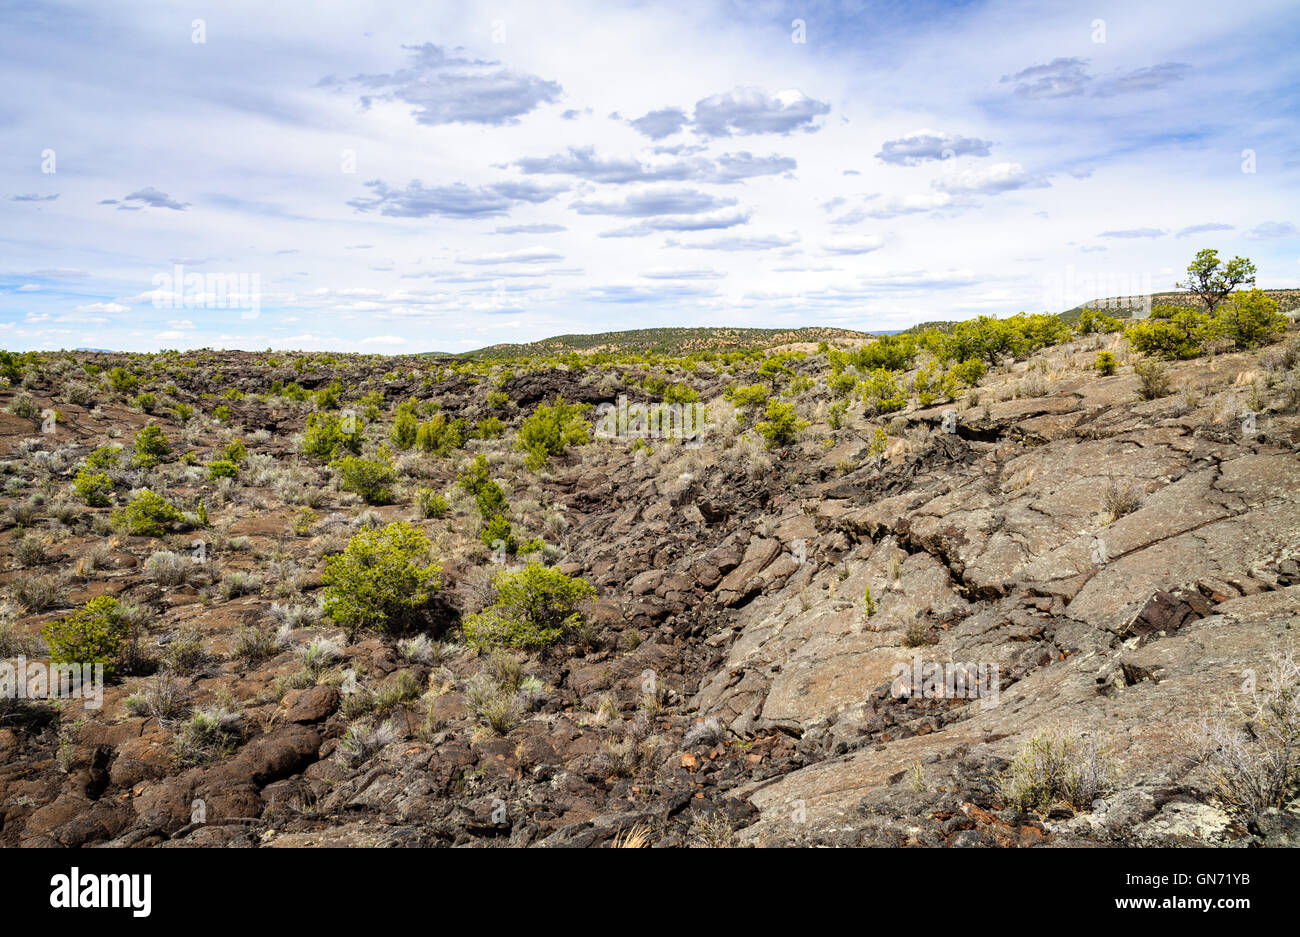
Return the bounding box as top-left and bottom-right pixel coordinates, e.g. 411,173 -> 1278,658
823,236 -> 885,255
74,302 -> 129,314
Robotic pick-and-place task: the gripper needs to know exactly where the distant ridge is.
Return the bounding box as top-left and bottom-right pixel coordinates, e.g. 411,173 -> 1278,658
435,326 -> 874,359
1060,287 -> 1300,323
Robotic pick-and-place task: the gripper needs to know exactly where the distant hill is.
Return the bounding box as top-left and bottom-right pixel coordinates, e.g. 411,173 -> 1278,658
439,326 -> 875,359
1060,287 -> 1300,324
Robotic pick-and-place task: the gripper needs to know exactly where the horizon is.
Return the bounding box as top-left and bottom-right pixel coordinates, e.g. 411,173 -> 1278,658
3,0 -> 1299,353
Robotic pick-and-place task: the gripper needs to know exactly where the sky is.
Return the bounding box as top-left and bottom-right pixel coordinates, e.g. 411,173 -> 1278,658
1,0 -> 1298,353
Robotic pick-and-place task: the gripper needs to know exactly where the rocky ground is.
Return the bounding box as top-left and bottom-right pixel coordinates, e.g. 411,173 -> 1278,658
0,327 -> 1297,848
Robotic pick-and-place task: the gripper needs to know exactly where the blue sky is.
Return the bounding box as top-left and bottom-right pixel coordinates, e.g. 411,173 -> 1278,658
1,0 -> 1298,352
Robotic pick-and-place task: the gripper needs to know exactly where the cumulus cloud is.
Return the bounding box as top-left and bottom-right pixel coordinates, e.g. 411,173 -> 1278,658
703,152 -> 796,182
875,131 -> 993,166
1002,58 -> 1192,100
74,302 -> 129,313
628,107 -> 690,139
866,192 -> 954,219
934,162 -> 1050,195
571,189 -> 737,217
1176,222 -> 1235,238
516,147 -> 691,184
666,233 -> 798,251
121,187 -> 189,210
692,87 -> 830,137
1245,221 -> 1299,239
1001,58 -> 1091,98
1098,228 -> 1166,238
829,208 -> 870,225
823,236 -> 884,255
326,43 -> 562,126
599,211 -> 750,238
348,179 -> 564,217
515,146 -> 794,185
494,223 -> 567,234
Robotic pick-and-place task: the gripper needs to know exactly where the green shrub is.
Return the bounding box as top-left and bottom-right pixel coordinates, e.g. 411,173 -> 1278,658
457,455 -> 507,519
302,411 -> 362,461
333,455 -> 395,504
41,596 -> 133,679
415,488 -> 449,519
321,521 -> 442,638
1125,311 -> 1211,360
356,390 -> 384,423
951,357 -> 987,387
108,367 -> 139,393
112,489 -> 184,536
1095,351 -> 1118,376
723,383 -> 771,422
314,381 -> 343,409
757,352 -> 803,385
462,562 -> 596,650
480,513 -> 517,554
940,315 -> 1023,366
414,413 -> 465,456
131,392 -> 157,413
1077,308 -> 1124,334
837,334 -> 917,371
292,506 -> 318,536
867,426 -> 889,460
1017,313 -> 1073,353
219,439 -> 247,464
827,371 -> 858,398
74,469 -> 114,506
516,398 -> 591,470
207,459 -> 239,480
913,364 -> 958,406
131,424 -> 171,468
861,368 -> 906,414
0,350 -> 26,383
1213,288 -> 1286,349
391,403 -> 418,450
213,404 -> 234,422
754,399 -> 808,449
84,445 -> 121,470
